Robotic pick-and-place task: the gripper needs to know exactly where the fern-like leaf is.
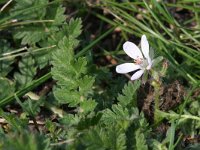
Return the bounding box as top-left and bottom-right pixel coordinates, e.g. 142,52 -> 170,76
102,104 -> 130,130
14,56 -> 36,88
0,40 -> 14,77
135,129 -> 148,150
12,0 -> 66,45
117,81 -> 141,107
81,126 -> 126,150
51,18 -> 96,114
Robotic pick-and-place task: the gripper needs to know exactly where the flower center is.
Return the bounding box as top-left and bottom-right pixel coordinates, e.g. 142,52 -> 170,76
134,56 -> 143,65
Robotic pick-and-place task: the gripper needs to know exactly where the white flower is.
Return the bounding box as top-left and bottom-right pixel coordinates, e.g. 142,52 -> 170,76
116,35 -> 152,80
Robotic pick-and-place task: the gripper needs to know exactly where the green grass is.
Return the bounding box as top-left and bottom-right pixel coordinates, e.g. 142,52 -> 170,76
96,0 -> 200,83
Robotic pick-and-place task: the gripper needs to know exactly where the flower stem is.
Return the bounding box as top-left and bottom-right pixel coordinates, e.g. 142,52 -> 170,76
151,70 -> 162,123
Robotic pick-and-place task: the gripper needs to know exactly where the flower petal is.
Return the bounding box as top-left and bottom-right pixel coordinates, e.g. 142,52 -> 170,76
146,58 -> 152,70
141,35 -> 150,60
146,63 -> 152,70
147,57 -> 152,67
131,69 -> 144,80
116,63 -> 141,74
123,41 -> 143,59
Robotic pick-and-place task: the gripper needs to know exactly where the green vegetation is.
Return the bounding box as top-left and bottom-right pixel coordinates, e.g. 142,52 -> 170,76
0,0 -> 199,149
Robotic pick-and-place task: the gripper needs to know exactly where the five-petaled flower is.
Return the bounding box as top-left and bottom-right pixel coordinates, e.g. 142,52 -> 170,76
116,35 -> 152,80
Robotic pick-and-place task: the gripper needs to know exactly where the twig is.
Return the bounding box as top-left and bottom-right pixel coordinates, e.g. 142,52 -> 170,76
50,139 -> 75,146
0,0 -> 13,12
0,117 -> 45,125
31,116 -> 40,132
